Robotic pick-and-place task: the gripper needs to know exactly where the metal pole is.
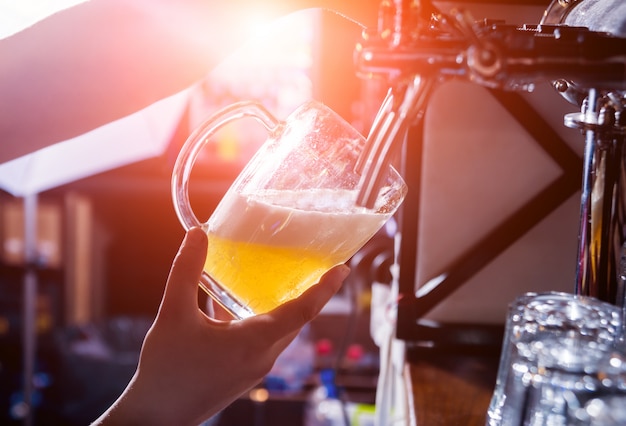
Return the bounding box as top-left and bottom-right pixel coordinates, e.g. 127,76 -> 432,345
22,193 -> 38,426
568,91 -> 626,305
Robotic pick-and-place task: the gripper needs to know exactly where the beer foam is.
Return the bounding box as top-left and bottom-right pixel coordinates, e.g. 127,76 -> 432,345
208,189 -> 388,248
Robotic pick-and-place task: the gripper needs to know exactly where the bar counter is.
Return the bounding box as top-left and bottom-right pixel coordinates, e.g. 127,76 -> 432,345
402,324 -> 503,425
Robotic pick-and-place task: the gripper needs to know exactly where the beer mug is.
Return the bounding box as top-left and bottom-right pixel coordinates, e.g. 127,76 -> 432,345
487,291 -> 623,425
172,100 -> 407,319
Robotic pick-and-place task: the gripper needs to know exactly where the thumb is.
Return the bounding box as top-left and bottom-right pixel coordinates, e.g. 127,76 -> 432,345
157,227 -> 208,319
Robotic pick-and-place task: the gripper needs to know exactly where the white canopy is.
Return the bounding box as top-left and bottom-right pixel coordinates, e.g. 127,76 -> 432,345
0,89 -> 189,197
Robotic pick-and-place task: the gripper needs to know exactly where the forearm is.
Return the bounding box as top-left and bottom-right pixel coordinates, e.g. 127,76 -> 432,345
0,0 -> 377,163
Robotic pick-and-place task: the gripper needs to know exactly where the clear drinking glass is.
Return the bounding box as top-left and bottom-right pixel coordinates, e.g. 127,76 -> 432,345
565,348 -> 626,425
486,291 -> 622,426
171,100 -> 407,319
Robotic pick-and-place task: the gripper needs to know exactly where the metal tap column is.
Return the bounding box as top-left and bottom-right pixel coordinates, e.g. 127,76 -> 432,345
567,90 -> 626,305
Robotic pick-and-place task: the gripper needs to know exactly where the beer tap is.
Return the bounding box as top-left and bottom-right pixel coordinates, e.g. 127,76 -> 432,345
355,0 -> 626,312
355,0 -> 443,209
566,88 -> 626,305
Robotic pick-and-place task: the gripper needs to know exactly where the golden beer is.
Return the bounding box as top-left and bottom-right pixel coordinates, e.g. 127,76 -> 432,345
204,188 -> 390,314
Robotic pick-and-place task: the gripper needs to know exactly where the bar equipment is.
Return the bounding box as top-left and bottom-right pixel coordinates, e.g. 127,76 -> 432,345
351,0 -> 626,423
354,0 -> 626,322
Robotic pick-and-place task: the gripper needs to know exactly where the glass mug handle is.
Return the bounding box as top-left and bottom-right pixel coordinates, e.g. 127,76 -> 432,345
171,101 -> 281,230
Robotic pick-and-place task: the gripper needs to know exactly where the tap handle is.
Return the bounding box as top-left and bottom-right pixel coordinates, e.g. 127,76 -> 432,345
355,76 -> 434,208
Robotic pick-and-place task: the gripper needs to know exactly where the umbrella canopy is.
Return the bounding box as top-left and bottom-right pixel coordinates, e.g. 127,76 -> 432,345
0,0 -> 86,39
0,0 -> 194,197
0,89 -> 189,197
0,3 -> 327,197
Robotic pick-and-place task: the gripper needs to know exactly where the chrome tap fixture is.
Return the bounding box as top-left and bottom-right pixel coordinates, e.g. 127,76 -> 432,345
355,0 -> 626,306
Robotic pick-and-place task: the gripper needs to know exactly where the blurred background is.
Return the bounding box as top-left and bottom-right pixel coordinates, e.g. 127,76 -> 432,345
0,3 -> 385,424
0,0 -> 585,425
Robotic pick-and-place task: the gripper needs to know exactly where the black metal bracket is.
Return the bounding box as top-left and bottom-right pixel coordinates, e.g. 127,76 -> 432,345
395,88 -> 582,342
